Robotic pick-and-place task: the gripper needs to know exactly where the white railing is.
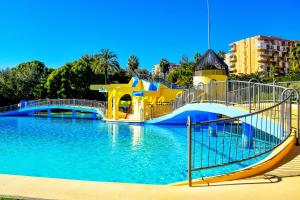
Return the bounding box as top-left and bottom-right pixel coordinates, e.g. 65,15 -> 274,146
0,99 -> 107,117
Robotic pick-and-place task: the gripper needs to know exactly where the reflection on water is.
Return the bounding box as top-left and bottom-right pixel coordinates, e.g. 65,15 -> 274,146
107,123 -> 119,145
107,123 -> 144,147
129,125 -> 143,146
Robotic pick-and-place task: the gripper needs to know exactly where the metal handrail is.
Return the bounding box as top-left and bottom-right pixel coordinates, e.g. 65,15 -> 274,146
0,104 -> 19,113
187,95 -> 294,186
186,81 -> 299,186
190,96 -> 290,125
0,99 -> 107,117
171,80 -> 287,111
146,80 -> 290,121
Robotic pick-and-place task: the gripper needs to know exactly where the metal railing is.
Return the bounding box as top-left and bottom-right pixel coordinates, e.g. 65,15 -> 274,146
0,99 -> 107,117
148,103 -> 173,119
0,104 -> 19,113
145,80 -> 293,122
186,82 -> 299,186
171,80 -> 288,113
275,81 -> 300,93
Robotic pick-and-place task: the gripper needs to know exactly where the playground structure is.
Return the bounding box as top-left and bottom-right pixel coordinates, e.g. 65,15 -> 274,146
90,77 -> 183,121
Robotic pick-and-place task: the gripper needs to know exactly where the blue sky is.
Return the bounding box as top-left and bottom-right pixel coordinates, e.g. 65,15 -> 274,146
0,0 -> 299,70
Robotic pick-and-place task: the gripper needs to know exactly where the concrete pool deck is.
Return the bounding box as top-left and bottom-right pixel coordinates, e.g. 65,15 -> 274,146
0,146 -> 299,200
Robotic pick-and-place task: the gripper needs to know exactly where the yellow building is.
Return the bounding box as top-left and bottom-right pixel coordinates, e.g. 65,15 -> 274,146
227,35 -> 299,75
90,77 -> 183,121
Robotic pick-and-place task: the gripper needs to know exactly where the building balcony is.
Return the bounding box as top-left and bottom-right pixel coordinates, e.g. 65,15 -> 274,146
257,56 -> 268,62
280,46 -> 289,52
259,51 -> 272,57
256,41 -> 267,50
229,64 -> 236,68
256,45 -> 267,50
258,64 -> 268,71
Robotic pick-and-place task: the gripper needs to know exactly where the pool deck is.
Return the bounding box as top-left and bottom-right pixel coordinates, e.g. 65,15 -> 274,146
0,146 -> 299,200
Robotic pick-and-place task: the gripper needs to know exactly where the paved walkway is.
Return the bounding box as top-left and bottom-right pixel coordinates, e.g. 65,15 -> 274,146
0,146 -> 299,200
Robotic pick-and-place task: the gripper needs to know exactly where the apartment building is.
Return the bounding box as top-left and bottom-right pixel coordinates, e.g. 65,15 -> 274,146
226,35 -> 299,75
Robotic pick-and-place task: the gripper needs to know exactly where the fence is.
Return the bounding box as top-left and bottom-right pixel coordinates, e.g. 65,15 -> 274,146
148,103 -> 174,119
171,80 -> 288,112
186,83 -> 299,186
0,99 -> 107,117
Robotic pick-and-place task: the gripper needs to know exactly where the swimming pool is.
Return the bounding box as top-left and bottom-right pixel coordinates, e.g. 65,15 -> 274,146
0,117 -> 269,184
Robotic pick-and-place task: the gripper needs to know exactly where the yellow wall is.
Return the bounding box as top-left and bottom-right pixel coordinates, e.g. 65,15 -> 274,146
193,75 -> 228,85
230,36 -> 260,74
193,70 -> 228,85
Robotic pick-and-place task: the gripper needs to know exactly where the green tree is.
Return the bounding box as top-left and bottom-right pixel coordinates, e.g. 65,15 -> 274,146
127,55 -> 139,73
0,61 -> 49,106
92,49 -> 120,84
290,42 -> 300,73
0,68 -> 17,106
159,58 -> 170,79
45,65 -> 73,98
45,55 -> 104,99
113,68 -> 131,84
136,68 -> 151,80
175,62 -> 193,86
166,70 -> 179,84
166,62 -> 193,87
0,50 -> 134,106
217,50 -> 226,61
70,55 -> 101,98
269,64 -> 277,80
194,53 -> 201,63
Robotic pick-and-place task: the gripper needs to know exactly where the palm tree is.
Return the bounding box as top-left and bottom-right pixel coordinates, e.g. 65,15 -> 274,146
159,58 -> 170,79
92,49 -> 120,84
194,53 -> 202,63
127,55 -> 139,74
217,50 -> 226,61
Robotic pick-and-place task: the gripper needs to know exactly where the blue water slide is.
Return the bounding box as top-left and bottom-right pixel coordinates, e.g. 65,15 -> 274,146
145,103 -> 249,125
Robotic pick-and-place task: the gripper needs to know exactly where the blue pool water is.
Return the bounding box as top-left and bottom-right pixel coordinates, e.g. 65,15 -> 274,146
0,117 -> 269,184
